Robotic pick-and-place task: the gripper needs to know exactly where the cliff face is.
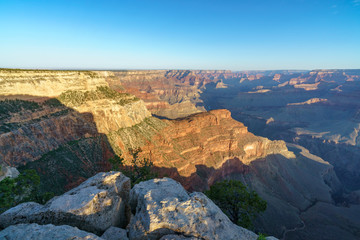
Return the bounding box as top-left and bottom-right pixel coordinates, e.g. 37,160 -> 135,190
106,70 -> 214,119
137,109 -> 294,188
0,70 -> 108,98
0,70 -> 151,167
0,69 -> 152,193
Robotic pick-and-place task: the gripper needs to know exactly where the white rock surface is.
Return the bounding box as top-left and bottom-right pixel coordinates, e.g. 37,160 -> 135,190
0,172 -> 130,235
0,223 -> 103,240
101,226 -> 129,240
0,165 -> 19,181
128,178 -> 259,240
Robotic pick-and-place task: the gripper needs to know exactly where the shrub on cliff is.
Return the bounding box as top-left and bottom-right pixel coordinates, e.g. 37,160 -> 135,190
205,179 -> 267,230
0,170 -> 53,213
108,148 -> 157,186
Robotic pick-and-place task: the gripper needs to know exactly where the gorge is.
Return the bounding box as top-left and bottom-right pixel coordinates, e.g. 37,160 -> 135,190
1,69 -> 360,240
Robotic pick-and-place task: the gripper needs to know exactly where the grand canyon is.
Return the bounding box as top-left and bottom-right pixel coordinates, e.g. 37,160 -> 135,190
1,69 -> 360,239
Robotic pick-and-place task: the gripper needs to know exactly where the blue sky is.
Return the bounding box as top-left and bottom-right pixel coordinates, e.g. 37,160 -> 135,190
0,0 -> 359,70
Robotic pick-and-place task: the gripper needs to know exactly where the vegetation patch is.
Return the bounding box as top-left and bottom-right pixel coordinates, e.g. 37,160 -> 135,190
0,99 -> 41,121
57,86 -> 139,107
108,117 -> 167,152
0,170 -> 54,213
108,148 -> 157,187
20,136 -> 113,196
205,179 -> 267,230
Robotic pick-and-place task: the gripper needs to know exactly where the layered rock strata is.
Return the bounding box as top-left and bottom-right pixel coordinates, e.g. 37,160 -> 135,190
0,69 -> 108,98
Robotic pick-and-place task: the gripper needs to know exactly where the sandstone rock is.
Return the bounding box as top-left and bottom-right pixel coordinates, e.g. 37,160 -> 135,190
0,172 -> 130,235
128,178 -> 258,240
101,226 -> 129,240
0,223 -> 103,240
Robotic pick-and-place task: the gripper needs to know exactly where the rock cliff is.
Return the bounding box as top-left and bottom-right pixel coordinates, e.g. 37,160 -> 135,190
0,69 -> 108,98
0,69 -> 151,193
134,109 -> 294,190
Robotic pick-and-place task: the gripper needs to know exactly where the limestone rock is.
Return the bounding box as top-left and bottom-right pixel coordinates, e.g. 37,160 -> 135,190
0,164 -> 19,181
128,178 -> 258,240
0,70 -> 108,97
101,226 -> 129,240
0,223 -> 103,240
0,172 -> 130,235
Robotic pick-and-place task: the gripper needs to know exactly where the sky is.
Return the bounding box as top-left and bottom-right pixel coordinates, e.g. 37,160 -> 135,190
0,0 -> 359,70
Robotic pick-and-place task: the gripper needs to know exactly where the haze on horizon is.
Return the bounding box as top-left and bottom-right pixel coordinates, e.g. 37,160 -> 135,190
0,0 -> 359,70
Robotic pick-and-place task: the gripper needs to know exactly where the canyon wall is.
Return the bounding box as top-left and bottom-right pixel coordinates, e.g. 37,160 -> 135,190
2,69 -> 360,239
0,69 -> 108,98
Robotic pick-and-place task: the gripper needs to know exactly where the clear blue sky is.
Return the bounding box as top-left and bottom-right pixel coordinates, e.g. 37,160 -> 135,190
0,0 -> 359,70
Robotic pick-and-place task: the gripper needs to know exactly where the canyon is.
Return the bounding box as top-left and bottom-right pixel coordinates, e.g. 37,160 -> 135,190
1,69 -> 360,239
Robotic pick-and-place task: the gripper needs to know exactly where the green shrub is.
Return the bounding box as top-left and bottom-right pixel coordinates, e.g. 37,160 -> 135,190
205,179 -> 267,230
108,148 -> 157,186
0,170 -> 54,213
44,98 -> 63,107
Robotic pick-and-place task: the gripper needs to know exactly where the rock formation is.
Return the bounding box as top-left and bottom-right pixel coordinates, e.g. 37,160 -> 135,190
0,164 -> 19,181
0,172 -> 275,240
134,109 -> 295,191
128,178 -> 258,240
0,223 -> 103,240
0,172 -> 131,235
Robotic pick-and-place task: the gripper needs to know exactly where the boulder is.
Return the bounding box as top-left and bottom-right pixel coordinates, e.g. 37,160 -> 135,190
101,226 -> 129,240
0,165 -> 19,181
0,223 -> 103,240
0,172 -> 130,235
128,178 -> 258,240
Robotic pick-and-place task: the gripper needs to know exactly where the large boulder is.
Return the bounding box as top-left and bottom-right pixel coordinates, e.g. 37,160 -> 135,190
128,178 -> 258,240
0,223 -> 103,240
0,171 -> 130,235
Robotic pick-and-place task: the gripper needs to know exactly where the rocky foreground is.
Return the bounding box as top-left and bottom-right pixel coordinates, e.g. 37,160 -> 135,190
0,171 -> 276,240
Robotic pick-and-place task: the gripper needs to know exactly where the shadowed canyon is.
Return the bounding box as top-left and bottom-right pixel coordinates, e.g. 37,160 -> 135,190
1,69 -> 360,239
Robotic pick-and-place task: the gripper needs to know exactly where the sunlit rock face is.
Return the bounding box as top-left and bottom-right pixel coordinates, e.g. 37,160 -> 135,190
0,70 -> 108,98
132,109 -> 294,191
106,70 -> 242,119
0,69 -> 152,193
0,223 -> 103,240
128,178 -> 259,240
0,172 -> 130,235
0,69 -> 151,167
